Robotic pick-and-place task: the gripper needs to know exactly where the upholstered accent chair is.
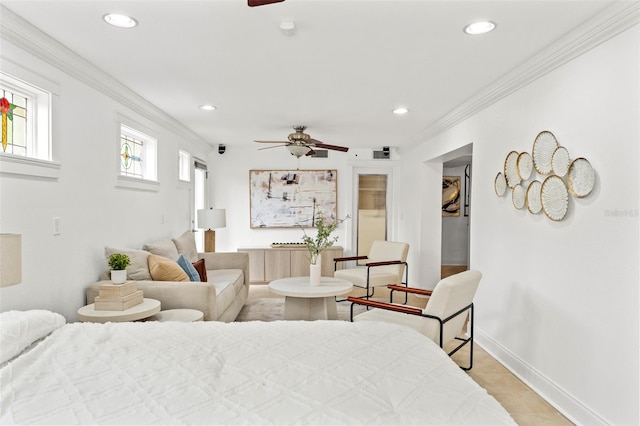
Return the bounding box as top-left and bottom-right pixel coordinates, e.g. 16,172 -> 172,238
333,240 -> 409,300
348,270 -> 482,370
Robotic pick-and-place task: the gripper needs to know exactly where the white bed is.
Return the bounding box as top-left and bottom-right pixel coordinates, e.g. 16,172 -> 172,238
0,310 -> 514,425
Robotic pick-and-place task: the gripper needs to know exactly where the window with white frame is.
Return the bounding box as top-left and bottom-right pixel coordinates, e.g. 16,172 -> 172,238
120,124 -> 157,181
178,149 -> 191,182
0,72 -> 51,161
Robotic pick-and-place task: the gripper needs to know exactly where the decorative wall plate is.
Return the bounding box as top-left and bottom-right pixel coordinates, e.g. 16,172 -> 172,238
512,184 -> 525,210
541,175 -> 569,221
494,172 -> 507,197
567,157 -> 595,198
532,131 -> 559,175
517,152 -> 533,180
526,180 -> 542,214
552,146 -> 570,177
504,151 -> 521,188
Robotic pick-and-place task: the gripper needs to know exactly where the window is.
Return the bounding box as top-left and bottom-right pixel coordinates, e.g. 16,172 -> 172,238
0,72 -> 52,161
119,124 -> 157,181
178,150 -> 191,182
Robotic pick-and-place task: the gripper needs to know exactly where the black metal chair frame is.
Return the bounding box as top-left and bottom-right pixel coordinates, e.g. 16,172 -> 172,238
347,286 -> 474,370
333,256 -> 409,303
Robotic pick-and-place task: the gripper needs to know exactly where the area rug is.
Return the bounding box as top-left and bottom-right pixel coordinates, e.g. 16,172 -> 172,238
236,291 -> 367,322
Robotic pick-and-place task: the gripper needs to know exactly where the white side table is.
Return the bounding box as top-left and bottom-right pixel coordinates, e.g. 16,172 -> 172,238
148,309 -> 204,322
77,298 -> 161,323
268,277 -> 353,320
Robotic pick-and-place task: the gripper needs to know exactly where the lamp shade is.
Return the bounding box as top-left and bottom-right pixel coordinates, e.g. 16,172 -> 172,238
197,208 -> 226,230
0,234 -> 22,287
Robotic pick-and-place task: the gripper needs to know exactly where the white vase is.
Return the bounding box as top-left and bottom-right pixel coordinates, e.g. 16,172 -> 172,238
110,269 -> 127,284
309,256 -> 322,286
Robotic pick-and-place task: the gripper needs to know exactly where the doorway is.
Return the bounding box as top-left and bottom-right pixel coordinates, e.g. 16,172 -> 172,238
352,167 -> 392,260
441,155 -> 472,276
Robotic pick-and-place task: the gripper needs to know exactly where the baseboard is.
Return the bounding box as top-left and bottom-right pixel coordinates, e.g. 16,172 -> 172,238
475,328 -> 608,426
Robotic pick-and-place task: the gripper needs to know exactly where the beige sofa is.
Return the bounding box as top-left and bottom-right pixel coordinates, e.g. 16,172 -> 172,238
87,233 -> 250,322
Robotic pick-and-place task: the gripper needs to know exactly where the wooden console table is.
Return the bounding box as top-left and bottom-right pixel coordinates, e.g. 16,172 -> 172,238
238,246 -> 343,284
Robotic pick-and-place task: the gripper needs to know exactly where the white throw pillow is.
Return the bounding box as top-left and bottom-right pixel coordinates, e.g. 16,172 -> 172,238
143,239 -> 180,260
0,310 -> 66,364
172,230 -> 198,263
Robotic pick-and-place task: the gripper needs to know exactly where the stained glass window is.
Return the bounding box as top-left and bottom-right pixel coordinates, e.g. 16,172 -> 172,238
1,89 -> 29,156
119,124 -> 157,181
0,72 -> 52,163
120,132 -> 144,178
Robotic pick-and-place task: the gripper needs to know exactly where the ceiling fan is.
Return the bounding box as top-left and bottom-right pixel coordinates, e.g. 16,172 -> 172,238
255,126 -> 349,158
248,0 -> 285,7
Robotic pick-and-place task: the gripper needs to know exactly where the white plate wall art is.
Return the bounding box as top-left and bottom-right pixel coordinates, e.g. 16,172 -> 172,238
532,131 -> 559,175
526,180 -> 542,214
492,129 -> 595,221
512,184 -> 525,209
552,146 -> 570,177
494,172 -> 507,197
504,151 -> 521,188
567,157 -> 595,198
541,175 -> 569,221
517,152 -> 533,180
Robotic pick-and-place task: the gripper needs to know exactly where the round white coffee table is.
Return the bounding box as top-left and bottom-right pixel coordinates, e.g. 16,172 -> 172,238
268,277 -> 353,320
77,298 -> 161,323
148,309 -> 204,322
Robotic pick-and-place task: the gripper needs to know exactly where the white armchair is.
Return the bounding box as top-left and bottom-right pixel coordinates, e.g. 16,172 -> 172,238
348,270 -> 482,370
333,240 -> 409,299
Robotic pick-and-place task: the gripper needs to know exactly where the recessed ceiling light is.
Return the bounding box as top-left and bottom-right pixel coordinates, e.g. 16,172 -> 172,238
393,107 -> 409,115
199,105 -> 217,111
103,13 -> 138,28
463,21 -> 496,35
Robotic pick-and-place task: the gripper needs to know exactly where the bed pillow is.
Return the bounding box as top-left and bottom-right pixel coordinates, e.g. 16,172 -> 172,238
176,254 -> 201,282
104,247 -> 151,280
192,258 -> 208,282
143,239 -> 180,260
148,254 -> 189,282
0,310 -> 66,364
172,230 -> 198,263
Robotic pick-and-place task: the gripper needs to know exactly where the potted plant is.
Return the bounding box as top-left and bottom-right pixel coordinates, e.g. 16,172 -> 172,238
300,212 -> 349,286
108,253 -> 130,284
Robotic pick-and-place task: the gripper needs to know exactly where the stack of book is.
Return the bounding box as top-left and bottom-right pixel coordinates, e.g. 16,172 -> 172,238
95,282 -> 143,311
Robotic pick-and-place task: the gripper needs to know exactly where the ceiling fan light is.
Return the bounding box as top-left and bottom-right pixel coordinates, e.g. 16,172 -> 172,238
287,145 -> 310,158
464,21 -> 496,35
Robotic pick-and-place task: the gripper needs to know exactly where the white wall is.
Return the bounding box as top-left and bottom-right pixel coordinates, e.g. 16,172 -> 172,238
402,25 -> 639,425
206,146 -> 413,263
0,41 -> 211,321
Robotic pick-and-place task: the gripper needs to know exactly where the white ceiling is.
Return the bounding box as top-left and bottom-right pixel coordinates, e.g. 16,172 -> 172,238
1,0 -> 618,152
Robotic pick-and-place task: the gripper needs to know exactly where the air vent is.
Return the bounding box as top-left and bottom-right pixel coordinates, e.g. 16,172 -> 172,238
373,150 -> 390,159
310,149 -> 328,158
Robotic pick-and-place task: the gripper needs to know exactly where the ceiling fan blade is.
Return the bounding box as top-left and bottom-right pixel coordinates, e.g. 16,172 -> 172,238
305,148 -> 316,156
310,141 -> 349,152
254,140 -> 289,144
248,0 -> 285,6
258,144 -> 288,151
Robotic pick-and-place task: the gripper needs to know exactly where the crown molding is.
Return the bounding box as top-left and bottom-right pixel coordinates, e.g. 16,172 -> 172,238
404,1 -> 640,151
0,5 -> 212,152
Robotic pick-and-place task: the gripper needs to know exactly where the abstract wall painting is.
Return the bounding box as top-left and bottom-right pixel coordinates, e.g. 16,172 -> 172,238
250,170 -> 337,228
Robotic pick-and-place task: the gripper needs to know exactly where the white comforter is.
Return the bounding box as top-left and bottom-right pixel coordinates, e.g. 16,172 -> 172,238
1,319 -> 514,425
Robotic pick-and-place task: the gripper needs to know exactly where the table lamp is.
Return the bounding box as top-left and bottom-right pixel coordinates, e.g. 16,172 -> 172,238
197,208 -> 226,252
0,234 -> 22,287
